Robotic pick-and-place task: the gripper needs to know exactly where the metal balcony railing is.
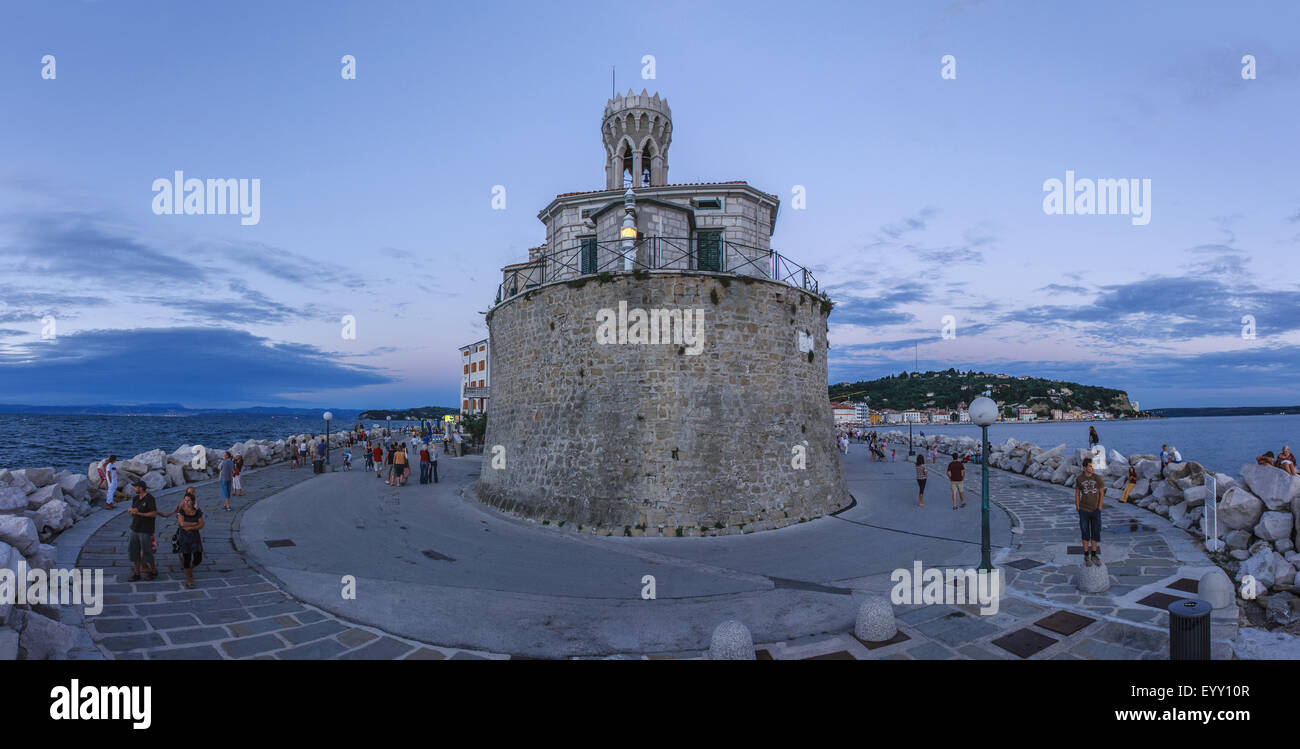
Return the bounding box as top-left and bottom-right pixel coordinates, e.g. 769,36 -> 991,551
491,236 -> 821,307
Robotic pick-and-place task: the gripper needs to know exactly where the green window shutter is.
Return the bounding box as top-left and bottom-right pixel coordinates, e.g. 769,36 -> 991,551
580,236 -> 597,274
697,231 -> 722,272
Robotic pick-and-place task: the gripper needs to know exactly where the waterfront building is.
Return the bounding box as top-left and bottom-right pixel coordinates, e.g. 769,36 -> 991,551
459,338 -> 489,415
478,90 -> 847,535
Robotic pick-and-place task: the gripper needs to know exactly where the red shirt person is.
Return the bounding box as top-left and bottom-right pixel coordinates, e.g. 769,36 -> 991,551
945,458 -> 967,508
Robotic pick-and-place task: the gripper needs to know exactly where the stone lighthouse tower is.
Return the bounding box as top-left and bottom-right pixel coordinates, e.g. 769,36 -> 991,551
602,90 -> 672,189
480,91 -> 849,538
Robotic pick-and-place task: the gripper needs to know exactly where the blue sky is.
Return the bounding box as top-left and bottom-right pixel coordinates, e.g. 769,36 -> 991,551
1,0 -> 1298,409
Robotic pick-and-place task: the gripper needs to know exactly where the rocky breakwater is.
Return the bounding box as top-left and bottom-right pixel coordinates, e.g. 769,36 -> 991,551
879,430 -> 1300,629
0,430 -> 352,659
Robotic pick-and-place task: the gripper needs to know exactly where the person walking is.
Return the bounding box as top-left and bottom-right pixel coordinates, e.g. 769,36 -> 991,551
161,488 -> 204,589
946,454 -> 966,509
103,455 -> 119,509
915,454 -> 927,507
218,452 -> 234,512
288,439 -> 297,469
1119,464 -> 1138,502
1075,458 -> 1105,566
231,453 -> 244,497
373,443 -> 384,479
385,444 -> 397,485
430,438 -> 439,483
394,444 -> 409,486
298,440 -> 308,468
126,481 -> 159,582
419,444 -> 431,484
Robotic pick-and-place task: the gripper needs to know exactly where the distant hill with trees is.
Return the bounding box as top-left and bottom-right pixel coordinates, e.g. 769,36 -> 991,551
358,406 -> 459,421
828,370 -> 1137,417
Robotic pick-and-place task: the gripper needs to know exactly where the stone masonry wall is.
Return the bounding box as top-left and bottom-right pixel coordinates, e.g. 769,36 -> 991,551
479,271 -> 849,536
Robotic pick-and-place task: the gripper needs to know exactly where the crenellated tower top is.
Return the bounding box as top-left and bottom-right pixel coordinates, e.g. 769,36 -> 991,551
602,89 -> 673,190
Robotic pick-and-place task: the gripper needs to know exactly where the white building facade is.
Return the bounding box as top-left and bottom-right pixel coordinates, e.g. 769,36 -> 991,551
460,338 -> 489,415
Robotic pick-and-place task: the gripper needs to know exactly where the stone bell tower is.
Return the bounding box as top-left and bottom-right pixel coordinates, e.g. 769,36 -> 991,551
602,89 -> 672,190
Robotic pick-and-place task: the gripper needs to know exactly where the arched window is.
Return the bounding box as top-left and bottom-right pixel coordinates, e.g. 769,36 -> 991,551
620,141 -> 635,188
641,143 -> 654,186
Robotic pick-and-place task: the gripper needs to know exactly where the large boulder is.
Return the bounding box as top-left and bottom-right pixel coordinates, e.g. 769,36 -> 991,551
13,609 -> 79,660
1182,485 -> 1209,508
25,485 -> 63,511
1238,547 -> 1279,590
1152,481 -> 1183,505
1166,462 -> 1191,481
0,487 -> 26,513
13,468 -> 56,488
2,471 -> 36,496
165,463 -> 185,488
116,459 -> 148,477
1134,459 -> 1161,480
55,473 -> 89,503
1225,529 -> 1253,550
141,471 -> 167,493
1218,487 -> 1265,530
1255,511 -> 1295,542
1128,478 -> 1151,499
168,444 -> 194,466
241,444 -> 265,467
33,500 -> 74,535
1240,464 -> 1300,511
0,515 -> 39,556
134,449 -> 168,472
182,466 -> 209,483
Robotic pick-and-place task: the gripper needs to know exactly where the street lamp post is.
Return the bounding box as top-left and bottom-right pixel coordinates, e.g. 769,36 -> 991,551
908,418 -> 914,457
324,411 -> 333,468
969,396 -> 998,571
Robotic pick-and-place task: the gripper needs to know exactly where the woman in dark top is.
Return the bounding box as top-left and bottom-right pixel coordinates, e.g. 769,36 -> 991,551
915,454 -> 927,507
162,488 -> 205,588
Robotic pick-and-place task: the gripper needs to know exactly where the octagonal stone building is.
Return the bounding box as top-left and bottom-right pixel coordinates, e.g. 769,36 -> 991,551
478,90 -> 849,537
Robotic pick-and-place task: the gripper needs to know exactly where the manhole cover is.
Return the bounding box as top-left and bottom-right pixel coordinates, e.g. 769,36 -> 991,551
851,630 -> 911,650
264,539 -> 295,548
1137,591 -> 1186,609
421,549 -> 456,562
991,628 -> 1057,658
1035,610 -> 1096,636
1005,558 -> 1044,570
1167,578 -> 1199,593
802,650 -> 856,660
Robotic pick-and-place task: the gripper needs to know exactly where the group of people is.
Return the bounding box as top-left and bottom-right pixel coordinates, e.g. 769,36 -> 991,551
913,452 -> 970,509
120,480 -> 206,587
1257,445 -> 1296,475
363,431 -> 441,487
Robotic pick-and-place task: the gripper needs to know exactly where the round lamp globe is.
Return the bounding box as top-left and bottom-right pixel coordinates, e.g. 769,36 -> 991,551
323,411 -> 333,422
969,396 -> 998,427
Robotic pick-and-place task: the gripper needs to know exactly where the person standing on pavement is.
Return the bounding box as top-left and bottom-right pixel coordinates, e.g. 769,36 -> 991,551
915,454 -> 927,507
160,487 -> 204,589
218,452 -> 234,512
231,453 -> 244,497
430,437 -> 439,483
126,481 -> 159,582
946,455 -> 966,509
419,443 -> 431,484
373,443 -> 384,479
103,455 -> 119,509
1075,458 -> 1105,567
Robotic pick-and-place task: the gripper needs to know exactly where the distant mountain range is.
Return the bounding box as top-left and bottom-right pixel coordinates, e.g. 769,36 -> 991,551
0,404 -> 360,418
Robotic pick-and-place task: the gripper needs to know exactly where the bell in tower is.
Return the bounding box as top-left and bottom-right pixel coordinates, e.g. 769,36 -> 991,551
602,90 -> 672,190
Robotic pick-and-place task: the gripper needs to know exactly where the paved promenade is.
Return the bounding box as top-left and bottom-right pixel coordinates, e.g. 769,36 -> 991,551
62,443 -> 1238,659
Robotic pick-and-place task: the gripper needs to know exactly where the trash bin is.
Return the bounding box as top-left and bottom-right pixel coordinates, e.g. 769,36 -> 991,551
313,459 -> 324,474
1167,598 -> 1211,660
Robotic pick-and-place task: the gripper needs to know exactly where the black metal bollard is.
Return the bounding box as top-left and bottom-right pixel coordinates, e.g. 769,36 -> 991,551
1167,598 -> 1211,660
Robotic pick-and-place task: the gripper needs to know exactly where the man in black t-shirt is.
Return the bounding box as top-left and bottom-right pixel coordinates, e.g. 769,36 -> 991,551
126,482 -> 159,581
